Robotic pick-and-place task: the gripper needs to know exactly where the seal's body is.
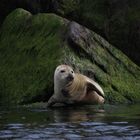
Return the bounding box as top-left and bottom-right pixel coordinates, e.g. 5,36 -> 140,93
47,65 -> 104,107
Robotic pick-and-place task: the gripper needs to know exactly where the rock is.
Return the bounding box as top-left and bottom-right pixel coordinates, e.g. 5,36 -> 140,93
0,0 -> 140,66
0,0 -> 53,26
55,0 -> 140,66
0,8 -> 139,105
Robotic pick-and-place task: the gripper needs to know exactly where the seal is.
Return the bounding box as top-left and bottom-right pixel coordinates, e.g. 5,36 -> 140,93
47,65 -> 105,107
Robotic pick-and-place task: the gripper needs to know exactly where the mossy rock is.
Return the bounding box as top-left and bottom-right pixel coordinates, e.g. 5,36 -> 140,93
55,0 -> 140,66
0,8 -> 140,105
0,9 -> 66,105
0,0 -> 140,65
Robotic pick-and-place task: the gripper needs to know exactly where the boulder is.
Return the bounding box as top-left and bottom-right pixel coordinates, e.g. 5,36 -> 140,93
55,0 -> 140,66
0,9 -> 139,105
0,0 -> 140,66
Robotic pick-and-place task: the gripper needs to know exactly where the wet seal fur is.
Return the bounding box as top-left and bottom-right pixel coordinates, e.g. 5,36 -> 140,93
47,65 -> 105,107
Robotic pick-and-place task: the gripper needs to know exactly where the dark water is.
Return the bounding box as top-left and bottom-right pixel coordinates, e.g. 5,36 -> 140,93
0,104 -> 140,140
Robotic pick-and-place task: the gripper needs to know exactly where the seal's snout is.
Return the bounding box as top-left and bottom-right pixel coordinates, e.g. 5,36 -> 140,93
67,74 -> 74,81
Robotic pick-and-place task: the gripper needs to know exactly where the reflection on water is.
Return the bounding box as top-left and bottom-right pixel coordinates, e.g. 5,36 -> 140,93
0,104 -> 140,139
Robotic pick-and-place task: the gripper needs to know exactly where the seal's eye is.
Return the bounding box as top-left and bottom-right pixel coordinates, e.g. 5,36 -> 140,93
60,70 -> 65,73
71,71 -> 74,73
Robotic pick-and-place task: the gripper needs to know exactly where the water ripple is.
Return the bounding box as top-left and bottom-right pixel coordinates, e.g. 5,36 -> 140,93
0,104 -> 140,139
0,121 -> 140,139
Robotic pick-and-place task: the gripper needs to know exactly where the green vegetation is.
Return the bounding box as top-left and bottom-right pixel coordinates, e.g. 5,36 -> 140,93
0,8 -> 139,105
56,0 -> 140,65
62,22 -> 140,104
0,9 -> 65,105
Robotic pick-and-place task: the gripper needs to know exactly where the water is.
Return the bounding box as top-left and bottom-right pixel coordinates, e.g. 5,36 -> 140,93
0,104 -> 140,140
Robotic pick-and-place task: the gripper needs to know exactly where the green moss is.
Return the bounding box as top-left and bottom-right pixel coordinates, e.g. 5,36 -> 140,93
0,8 -> 140,105
0,9 -> 65,105
56,0 -> 140,65
62,24 -> 140,104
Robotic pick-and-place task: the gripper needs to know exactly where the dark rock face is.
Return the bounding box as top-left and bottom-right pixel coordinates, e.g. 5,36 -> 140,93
56,0 -> 140,66
66,22 -> 140,104
0,9 -> 139,105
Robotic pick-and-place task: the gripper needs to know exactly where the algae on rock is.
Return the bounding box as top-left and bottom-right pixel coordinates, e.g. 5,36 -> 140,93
0,8 -> 139,105
0,9 -> 66,105
0,0 -> 140,65
56,0 -> 140,66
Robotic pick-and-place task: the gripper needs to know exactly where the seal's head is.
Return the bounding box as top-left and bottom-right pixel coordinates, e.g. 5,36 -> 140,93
54,65 -> 75,86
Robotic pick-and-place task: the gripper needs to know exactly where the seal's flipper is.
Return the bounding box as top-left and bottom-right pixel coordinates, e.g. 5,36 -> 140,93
46,96 -> 57,107
86,78 -> 104,98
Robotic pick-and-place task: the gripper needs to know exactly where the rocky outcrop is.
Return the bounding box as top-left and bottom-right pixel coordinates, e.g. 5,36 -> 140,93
55,0 -> 140,66
0,9 -> 139,105
0,0 -> 140,66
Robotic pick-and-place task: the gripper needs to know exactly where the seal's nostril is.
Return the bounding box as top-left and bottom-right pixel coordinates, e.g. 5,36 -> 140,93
67,74 -> 74,81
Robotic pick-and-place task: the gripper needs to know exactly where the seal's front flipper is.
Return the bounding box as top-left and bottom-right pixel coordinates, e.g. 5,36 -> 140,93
86,79 -> 104,98
46,96 -> 57,107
